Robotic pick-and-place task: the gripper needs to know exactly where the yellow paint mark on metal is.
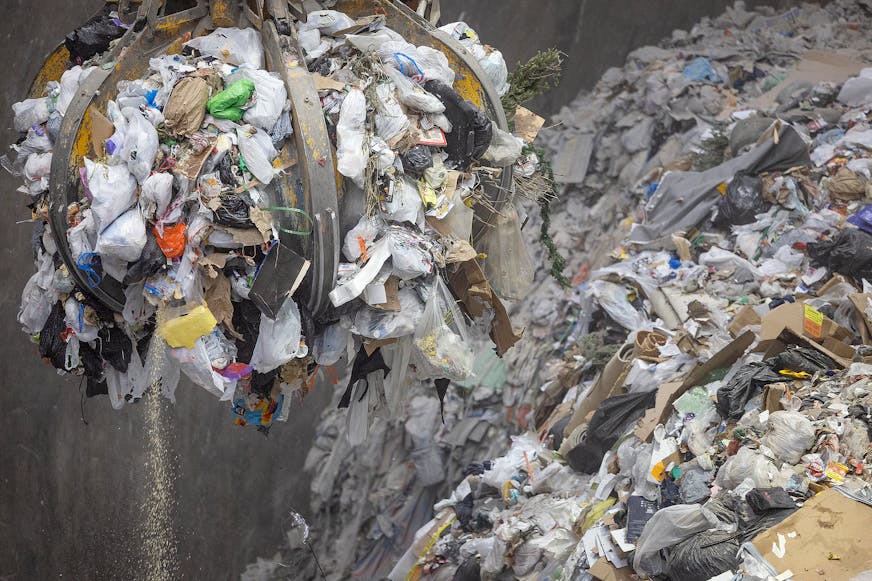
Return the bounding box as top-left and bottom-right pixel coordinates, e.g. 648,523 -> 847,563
155,14 -> 190,33
29,45 -> 71,98
210,0 -> 236,26
72,108 -> 94,169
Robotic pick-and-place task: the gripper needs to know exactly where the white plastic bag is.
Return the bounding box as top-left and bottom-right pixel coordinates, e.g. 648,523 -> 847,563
63,297 -> 99,342
18,270 -> 54,334
57,65 -> 92,116
313,322 -> 350,366
343,215 -> 382,261
384,176 -> 423,224
588,280 -> 649,331
85,158 -> 138,230
227,66 -> 287,131
237,125 -> 278,185
140,172 -> 174,220
171,337 -> 231,399
185,27 -> 264,68
413,277 -> 473,380
374,82 -> 409,143
762,411 -> 816,464
715,446 -> 777,489
120,107 -> 159,183
250,297 -> 303,373
298,10 -> 356,35
23,152 -> 52,195
336,88 -> 368,188
384,66 -> 444,113
95,207 -> 147,262
12,98 -> 51,132
68,209 -> 97,262
482,126 -> 523,167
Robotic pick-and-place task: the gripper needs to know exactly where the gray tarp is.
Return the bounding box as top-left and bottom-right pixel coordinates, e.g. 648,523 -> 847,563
629,124 -> 810,245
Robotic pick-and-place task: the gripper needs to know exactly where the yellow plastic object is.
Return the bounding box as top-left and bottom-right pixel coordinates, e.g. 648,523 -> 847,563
159,304 -> 218,348
579,497 -> 616,533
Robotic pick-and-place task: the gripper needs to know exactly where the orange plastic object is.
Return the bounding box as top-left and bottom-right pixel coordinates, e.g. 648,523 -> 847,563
154,223 -> 187,259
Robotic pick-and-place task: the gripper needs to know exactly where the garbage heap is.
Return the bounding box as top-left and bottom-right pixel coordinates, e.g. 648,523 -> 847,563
9,9 -> 538,434
377,1 -> 872,580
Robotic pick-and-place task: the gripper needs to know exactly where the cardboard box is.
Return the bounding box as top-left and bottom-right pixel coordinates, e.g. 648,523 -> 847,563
728,304 -> 761,337
636,331 -> 754,442
761,384 -> 786,413
755,302 -> 854,367
587,559 -> 637,581
850,292 -> 872,345
752,488 -> 872,580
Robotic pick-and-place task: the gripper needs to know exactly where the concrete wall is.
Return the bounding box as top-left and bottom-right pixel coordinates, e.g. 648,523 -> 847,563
0,1 -> 813,579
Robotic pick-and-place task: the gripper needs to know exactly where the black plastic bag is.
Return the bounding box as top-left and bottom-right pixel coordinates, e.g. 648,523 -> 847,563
808,228 -> 872,280
423,80 -> 493,168
715,173 -> 768,227
65,13 -> 127,62
97,326 -> 133,373
123,231 -> 165,285
39,302 -> 67,370
767,346 -> 834,374
401,145 -> 433,177
232,299 -> 262,363
566,390 -> 657,473
667,530 -> 741,581
746,488 -> 795,514
213,192 -> 255,228
716,362 -> 782,421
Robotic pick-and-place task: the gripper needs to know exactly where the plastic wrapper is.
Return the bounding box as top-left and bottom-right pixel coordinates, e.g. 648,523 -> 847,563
94,206 -> 147,263
227,66 -> 287,131
762,411 -> 815,464
140,172 -> 174,220
633,503 -> 720,578
384,67 -> 444,114
715,446 -> 778,489
185,27 -> 264,68
119,108 -> 159,184
336,88 -> 368,188
249,297 -> 303,373
413,277 -> 474,380
477,204 -> 534,300
236,125 -> 278,185
85,158 -> 138,230
715,173 -> 768,227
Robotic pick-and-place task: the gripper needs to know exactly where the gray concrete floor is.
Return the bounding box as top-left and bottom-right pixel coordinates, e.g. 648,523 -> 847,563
0,1 -> 816,580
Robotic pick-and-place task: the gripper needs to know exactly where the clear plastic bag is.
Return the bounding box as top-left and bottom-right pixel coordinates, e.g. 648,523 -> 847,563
351,288 -> 424,339
342,214 -> 382,262
67,209 -> 97,263
236,125 -> 278,185
336,88 -> 368,188
312,322 -> 350,366
171,337 -> 231,399
477,203 -> 534,300
120,107 -> 159,184
85,158 -> 138,230
482,126 -> 523,167
381,336 -> 413,416
715,446 -> 778,490
250,296 -> 303,373
413,276 -> 473,380
95,207 -> 147,262
184,27 -> 264,68
384,67 -> 444,114
18,269 -> 54,334
633,503 -> 720,578
140,172 -> 174,220
388,226 -> 434,280
762,411 -> 816,464
373,82 -> 409,143
227,66 -> 287,131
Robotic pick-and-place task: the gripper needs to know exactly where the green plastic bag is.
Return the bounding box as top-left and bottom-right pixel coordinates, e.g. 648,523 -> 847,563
206,79 -> 255,121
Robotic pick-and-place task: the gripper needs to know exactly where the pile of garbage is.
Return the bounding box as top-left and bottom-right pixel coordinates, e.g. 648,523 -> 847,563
288,1 -> 872,580
8,8 -> 539,434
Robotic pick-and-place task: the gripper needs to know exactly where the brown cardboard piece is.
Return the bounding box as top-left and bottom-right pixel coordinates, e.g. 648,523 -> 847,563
849,293 -> 872,345
363,337 -> 397,356
513,106 -> 546,143
751,488 -> 872,580
587,559 -> 637,581
564,343 -> 634,437
313,73 -> 347,92
636,331 -> 755,442
449,260 -> 523,356
371,276 -> 401,312
762,384 -> 787,413
89,106 -> 114,158
756,302 -> 854,367
728,304 -> 762,337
